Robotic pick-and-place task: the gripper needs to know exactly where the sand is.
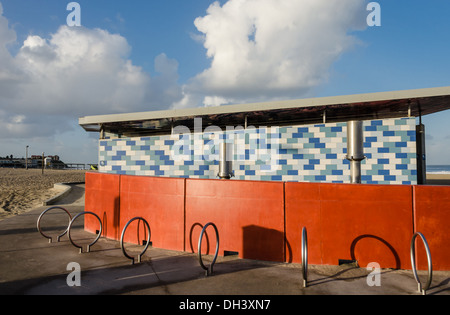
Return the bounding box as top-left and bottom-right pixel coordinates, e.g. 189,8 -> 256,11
426,173 -> 450,186
0,168 -> 86,221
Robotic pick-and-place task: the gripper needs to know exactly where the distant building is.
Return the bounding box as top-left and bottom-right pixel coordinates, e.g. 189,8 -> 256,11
0,155 -> 65,169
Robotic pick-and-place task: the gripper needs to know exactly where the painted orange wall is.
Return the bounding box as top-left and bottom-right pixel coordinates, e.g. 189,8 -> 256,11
185,179 -> 285,261
285,182 -> 413,269
84,172 -> 120,239
84,172 -> 450,271
413,185 -> 450,271
119,175 -> 185,251
285,182 -> 321,264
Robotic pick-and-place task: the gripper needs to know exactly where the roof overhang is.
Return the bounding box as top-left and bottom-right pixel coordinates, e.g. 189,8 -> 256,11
79,86 -> 450,135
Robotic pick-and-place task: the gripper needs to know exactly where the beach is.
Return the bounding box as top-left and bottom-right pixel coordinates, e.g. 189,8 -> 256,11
0,168 -> 86,221
426,173 -> 450,186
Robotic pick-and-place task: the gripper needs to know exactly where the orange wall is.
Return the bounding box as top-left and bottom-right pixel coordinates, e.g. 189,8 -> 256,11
185,179 -> 285,261
84,172 -> 450,271
285,182 -> 321,264
84,172 -> 120,239
119,175 -> 185,251
413,186 -> 450,271
285,182 -> 413,269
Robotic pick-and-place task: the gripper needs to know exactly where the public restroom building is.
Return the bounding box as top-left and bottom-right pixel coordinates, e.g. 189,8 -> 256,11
79,86 -> 450,185
79,86 -> 450,270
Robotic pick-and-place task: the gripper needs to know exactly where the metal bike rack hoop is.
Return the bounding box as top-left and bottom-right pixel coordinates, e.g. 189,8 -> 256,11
301,227 -> 308,288
198,222 -> 220,277
410,232 -> 433,295
37,206 -> 72,243
68,211 -> 103,253
120,217 -> 151,265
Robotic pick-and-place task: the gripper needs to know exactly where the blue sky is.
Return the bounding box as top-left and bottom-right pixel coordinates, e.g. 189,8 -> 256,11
2,0 -> 217,81
0,0 -> 449,165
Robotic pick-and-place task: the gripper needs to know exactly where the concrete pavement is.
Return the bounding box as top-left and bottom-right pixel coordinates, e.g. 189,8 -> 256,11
0,184 -> 449,296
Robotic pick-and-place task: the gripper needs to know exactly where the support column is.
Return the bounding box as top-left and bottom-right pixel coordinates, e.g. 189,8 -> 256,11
416,124 -> 426,185
346,121 -> 366,184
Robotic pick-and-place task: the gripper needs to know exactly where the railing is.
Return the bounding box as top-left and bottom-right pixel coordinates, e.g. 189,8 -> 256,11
37,206 -> 72,243
410,232 -> 433,295
198,222 -> 220,277
120,217 -> 151,265
67,211 -> 103,253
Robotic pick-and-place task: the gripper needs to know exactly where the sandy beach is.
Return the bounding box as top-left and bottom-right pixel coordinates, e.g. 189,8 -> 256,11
0,168 -> 86,221
426,173 -> 450,186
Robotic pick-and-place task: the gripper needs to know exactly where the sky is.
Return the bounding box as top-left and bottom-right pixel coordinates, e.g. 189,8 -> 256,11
0,0 -> 449,165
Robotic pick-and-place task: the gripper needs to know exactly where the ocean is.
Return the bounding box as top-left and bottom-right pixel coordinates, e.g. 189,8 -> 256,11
427,165 -> 450,174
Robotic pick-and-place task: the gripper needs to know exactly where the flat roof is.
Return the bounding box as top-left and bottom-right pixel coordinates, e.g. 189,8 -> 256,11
79,86 -> 450,134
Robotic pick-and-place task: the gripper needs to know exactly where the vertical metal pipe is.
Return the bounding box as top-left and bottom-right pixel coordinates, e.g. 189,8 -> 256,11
349,160 -> 362,184
346,121 -> 365,184
416,124 -> 426,185
218,142 -> 233,179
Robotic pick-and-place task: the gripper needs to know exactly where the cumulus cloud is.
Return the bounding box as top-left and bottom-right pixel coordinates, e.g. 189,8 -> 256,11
0,0 -> 370,162
0,3 -> 22,99
177,0 -> 368,107
0,7 -> 182,139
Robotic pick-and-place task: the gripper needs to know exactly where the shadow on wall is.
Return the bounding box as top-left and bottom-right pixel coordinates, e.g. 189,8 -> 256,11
189,223 -> 212,254
350,234 -> 401,269
114,196 -> 120,240
121,218 -> 150,245
100,196 -> 121,240
243,225 -> 286,262
188,223 -> 288,263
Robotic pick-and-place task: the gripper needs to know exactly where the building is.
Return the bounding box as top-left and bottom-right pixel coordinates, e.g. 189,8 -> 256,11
79,86 -> 450,271
0,155 -> 65,169
79,86 -> 450,185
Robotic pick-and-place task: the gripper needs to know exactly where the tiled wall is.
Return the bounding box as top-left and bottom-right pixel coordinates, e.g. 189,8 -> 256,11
99,117 -> 417,185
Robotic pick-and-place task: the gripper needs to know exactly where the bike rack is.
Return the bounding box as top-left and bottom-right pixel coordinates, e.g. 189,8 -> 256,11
410,232 -> 433,295
37,206 -> 72,243
120,217 -> 151,265
68,211 -> 103,253
198,222 -> 219,277
301,227 -> 308,288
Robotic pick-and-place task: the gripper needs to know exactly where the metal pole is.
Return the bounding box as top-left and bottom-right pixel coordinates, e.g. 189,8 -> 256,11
301,227 -> 308,288
25,145 -> 29,170
218,142 -> 233,179
416,124 -> 426,185
346,121 -> 365,184
42,152 -> 45,175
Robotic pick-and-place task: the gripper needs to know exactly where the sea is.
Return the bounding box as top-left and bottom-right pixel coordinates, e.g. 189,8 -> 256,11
427,165 -> 450,174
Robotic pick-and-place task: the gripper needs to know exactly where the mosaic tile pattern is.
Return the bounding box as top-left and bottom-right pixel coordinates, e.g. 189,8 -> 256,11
98,117 -> 417,185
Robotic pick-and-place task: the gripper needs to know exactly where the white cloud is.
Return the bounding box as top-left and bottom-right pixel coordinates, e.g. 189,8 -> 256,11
0,3 -> 184,162
0,11 -> 182,139
12,26 -> 180,117
177,0 -> 367,108
0,0 -> 370,162
0,3 -> 23,99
